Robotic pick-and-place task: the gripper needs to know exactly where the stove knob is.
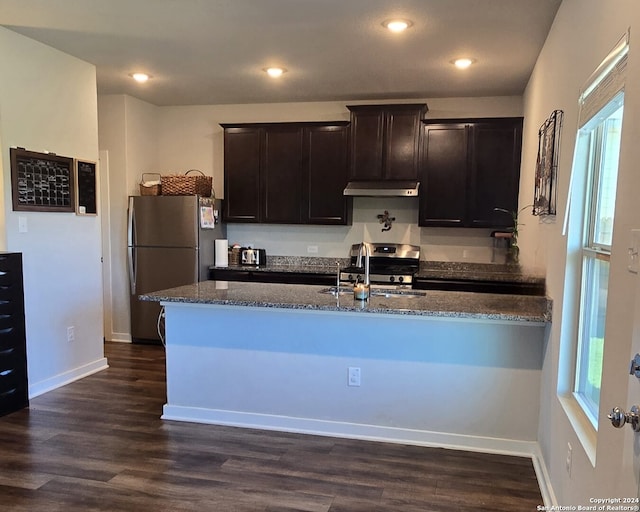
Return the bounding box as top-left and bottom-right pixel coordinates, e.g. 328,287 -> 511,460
398,276 -> 404,283
348,274 -> 354,282
389,276 -> 395,283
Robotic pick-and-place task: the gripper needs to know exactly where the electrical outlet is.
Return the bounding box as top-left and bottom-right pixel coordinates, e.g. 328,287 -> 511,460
307,245 -> 319,254
348,367 -> 361,387
67,326 -> 75,343
565,442 -> 572,476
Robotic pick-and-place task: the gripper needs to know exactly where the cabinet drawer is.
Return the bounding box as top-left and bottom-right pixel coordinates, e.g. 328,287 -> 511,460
0,323 -> 26,351
0,370 -> 25,394
0,349 -> 27,393
0,384 -> 28,417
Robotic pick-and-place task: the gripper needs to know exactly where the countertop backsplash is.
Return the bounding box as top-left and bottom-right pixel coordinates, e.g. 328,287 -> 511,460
213,254 -> 544,282
225,197 -> 526,266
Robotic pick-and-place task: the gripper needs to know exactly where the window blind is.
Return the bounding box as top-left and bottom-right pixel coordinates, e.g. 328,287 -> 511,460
578,30 -> 629,127
562,29 -> 630,235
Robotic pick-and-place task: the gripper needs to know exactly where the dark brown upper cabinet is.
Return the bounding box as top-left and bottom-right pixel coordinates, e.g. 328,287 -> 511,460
222,126 -> 262,222
262,125 -> 304,224
419,117 -> 523,228
303,124 -> 352,225
222,122 -> 351,225
347,104 -> 428,181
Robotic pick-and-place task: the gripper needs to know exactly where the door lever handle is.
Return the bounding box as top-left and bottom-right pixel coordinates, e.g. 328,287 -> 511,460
630,353 -> 640,378
608,405 -> 640,432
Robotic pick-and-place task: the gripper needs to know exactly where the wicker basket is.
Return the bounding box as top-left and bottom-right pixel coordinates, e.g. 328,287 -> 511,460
139,173 -> 162,196
161,169 -> 212,197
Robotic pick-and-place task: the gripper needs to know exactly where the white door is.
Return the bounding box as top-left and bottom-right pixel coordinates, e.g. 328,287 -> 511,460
99,150 -> 113,342
612,230 -> 640,499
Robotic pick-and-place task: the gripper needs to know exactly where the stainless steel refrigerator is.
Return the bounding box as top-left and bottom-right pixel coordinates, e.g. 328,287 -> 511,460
127,195 -> 225,343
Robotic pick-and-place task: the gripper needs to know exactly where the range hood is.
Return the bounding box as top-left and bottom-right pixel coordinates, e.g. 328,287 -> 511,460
343,180 -> 420,197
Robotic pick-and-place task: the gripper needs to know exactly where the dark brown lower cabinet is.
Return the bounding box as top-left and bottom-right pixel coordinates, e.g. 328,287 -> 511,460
209,268 -> 335,286
0,252 -> 28,417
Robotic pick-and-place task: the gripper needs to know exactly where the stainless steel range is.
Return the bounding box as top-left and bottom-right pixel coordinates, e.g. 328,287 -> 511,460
340,243 -> 420,285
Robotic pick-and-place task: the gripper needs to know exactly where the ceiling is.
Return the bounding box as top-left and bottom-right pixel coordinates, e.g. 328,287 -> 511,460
0,0 -> 562,107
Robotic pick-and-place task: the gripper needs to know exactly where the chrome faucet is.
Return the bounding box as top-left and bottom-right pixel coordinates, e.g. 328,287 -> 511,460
356,242 -> 371,286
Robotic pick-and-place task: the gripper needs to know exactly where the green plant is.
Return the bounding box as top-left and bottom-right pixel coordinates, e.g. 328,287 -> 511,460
494,204 -> 533,250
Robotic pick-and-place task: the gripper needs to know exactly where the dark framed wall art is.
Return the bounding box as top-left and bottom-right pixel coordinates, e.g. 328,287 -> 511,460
10,148 -> 75,212
533,110 -> 564,216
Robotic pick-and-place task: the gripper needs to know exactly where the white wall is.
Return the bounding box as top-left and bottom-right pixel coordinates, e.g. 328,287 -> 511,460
522,0 -> 640,504
164,303 -> 546,453
0,27 -> 107,396
97,95 -> 159,342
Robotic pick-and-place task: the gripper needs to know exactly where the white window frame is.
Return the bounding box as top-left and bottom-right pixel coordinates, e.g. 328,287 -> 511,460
573,100 -> 623,424
563,31 -> 628,431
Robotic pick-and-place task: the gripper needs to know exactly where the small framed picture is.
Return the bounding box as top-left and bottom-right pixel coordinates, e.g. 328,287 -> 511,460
75,159 -> 98,216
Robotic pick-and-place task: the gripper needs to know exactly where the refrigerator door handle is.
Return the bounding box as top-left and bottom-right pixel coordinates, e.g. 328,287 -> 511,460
128,246 -> 136,295
127,196 -> 135,247
127,196 -> 136,295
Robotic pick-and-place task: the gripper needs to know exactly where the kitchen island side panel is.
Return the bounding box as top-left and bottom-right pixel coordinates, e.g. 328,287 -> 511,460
162,303 -> 545,447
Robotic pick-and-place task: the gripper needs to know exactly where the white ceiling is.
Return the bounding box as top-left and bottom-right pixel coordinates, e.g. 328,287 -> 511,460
0,0 -> 562,107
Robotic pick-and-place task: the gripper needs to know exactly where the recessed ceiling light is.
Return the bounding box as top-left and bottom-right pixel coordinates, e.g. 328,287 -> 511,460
130,72 -> 151,83
452,58 -> 475,70
264,67 -> 287,78
382,19 -> 413,33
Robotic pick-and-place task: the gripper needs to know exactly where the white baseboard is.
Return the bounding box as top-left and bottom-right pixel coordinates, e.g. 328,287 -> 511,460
531,444 -> 557,508
162,404 -> 537,457
28,357 -> 109,399
106,333 -> 132,343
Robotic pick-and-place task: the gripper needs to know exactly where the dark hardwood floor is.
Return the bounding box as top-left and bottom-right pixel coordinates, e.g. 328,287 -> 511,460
0,342 -> 543,511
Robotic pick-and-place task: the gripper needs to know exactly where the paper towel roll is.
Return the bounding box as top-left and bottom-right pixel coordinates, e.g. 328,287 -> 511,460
214,239 -> 229,267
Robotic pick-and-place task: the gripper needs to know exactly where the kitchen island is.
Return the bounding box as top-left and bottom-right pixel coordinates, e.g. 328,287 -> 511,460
142,281 -> 551,455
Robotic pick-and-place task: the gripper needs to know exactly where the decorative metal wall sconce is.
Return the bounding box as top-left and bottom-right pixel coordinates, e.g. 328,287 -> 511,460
533,109 -> 563,216
377,210 -> 395,232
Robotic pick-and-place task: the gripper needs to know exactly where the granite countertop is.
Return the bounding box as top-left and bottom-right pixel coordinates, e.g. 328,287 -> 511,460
210,256 -> 347,275
210,256 -> 544,285
415,261 -> 545,284
142,280 -> 551,324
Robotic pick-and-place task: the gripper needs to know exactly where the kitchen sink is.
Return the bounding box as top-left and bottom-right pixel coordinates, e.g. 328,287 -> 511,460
370,289 -> 426,298
319,286 -> 354,296
318,286 -> 426,298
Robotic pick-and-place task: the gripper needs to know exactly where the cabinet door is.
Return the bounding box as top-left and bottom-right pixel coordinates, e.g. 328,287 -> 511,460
384,107 -> 424,180
223,127 -> 262,222
303,124 -> 351,225
263,126 -> 303,223
348,105 -> 426,181
419,123 -> 468,226
348,108 -> 384,180
468,119 -> 523,228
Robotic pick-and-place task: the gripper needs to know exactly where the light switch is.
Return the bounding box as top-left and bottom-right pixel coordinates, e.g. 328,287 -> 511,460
628,229 -> 640,274
18,216 -> 27,233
